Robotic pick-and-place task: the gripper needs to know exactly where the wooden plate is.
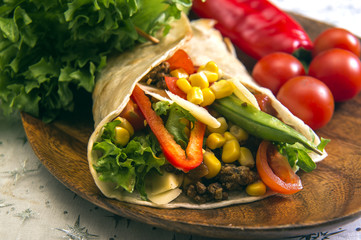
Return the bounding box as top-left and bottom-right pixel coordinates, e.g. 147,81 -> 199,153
21,13 -> 361,239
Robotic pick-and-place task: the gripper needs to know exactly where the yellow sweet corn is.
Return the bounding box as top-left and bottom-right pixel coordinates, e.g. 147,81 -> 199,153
176,78 -> 192,93
204,61 -> 219,73
200,88 -> 215,107
223,131 -> 236,141
114,126 -> 130,146
203,151 -> 222,179
238,147 -> 255,168
246,181 -> 267,196
207,117 -> 228,134
229,125 -> 249,142
197,65 -> 205,72
210,80 -> 234,99
222,139 -> 240,163
170,68 -> 189,78
189,72 -> 209,89
115,117 -> 134,136
203,71 -> 218,83
206,133 -> 226,150
187,87 -> 203,105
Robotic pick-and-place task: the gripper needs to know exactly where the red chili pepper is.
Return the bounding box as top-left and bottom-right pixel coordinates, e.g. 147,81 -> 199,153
131,84 -> 206,172
192,0 -> 313,60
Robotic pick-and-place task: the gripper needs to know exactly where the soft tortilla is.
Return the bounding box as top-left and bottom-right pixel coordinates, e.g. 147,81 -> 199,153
88,15 -> 327,209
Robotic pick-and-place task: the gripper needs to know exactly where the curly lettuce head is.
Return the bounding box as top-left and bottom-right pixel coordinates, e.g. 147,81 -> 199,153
0,0 -> 191,122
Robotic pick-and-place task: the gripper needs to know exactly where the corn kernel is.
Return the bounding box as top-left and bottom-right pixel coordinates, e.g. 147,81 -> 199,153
222,139 -> 240,163
238,147 -> 255,168
197,65 -> 205,72
203,71 -> 218,83
114,126 -> 130,146
189,72 -> 209,89
170,68 -> 189,78
200,88 -> 215,107
229,125 -> 249,142
206,133 -> 226,149
207,117 -> 228,134
246,181 -> 267,196
187,87 -> 203,105
210,80 -> 234,99
176,78 -> 192,93
204,61 -> 219,73
224,131 -> 236,141
115,117 -> 134,136
203,151 -> 222,179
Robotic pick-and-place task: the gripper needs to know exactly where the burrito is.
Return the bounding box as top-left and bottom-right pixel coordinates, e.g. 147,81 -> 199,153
87,14 -> 328,209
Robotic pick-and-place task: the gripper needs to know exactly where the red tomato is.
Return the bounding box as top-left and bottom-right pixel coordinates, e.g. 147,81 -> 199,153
166,49 -> 195,75
252,52 -> 305,95
312,28 -> 361,57
164,76 -> 187,99
308,48 -> 361,102
276,76 -> 334,130
256,141 -> 302,194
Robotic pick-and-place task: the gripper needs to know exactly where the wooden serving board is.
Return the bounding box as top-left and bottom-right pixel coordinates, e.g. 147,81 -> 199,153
21,13 -> 361,239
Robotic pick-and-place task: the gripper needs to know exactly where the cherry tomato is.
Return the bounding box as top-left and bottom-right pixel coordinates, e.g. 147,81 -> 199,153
256,141 -> 302,194
164,76 -> 187,99
166,49 -> 195,75
308,48 -> 361,102
276,76 -> 334,130
252,52 -> 305,95
312,28 -> 361,57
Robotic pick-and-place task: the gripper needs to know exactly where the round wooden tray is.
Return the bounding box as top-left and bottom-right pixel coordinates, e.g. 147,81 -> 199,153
21,13 -> 361,239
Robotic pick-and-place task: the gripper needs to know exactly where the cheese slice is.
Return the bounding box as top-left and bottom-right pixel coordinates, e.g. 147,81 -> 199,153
230,78 -> 260,110
145,171 -> 184,196
147,188 -> 182,205
166,90 -> 221,128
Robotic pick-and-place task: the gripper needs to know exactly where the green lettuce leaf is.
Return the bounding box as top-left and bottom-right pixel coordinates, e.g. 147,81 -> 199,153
93,120 -> 165,199
278,138 -> 329,173
0,0 -> 191,122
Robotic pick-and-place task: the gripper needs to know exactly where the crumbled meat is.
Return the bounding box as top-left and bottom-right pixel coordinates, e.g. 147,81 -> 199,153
142,62 -> 170,88
184,181 -> 228,203
218,164 -> 259,191
208,182 -> 227,201
196,181 -> 207,194
185,184 -> 197,198
183,164 -> 258,204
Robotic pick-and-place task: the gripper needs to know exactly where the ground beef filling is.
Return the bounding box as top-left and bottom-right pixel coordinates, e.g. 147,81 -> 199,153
142,62 -> 170,89
183,164 -> 259,204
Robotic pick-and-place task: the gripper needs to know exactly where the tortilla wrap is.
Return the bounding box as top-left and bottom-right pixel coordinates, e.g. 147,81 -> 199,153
87,14 -> 327,209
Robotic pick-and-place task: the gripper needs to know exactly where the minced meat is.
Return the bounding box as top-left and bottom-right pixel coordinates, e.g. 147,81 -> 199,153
218,164 -> 259,191
142,62 -> 170,89
184,181 -> 228,204
183,164 -> 258,204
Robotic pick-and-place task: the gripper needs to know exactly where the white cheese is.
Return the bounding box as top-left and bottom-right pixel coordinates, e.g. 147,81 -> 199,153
147,188 -> 182,205
166,90 -> 221,128
145,171 -> 184,196
230,78 -> 260,110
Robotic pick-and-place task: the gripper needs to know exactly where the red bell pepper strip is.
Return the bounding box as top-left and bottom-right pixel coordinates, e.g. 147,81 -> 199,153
164,76 -> 187,99
131,84 -> 206,172
166,49 -> 195,75
192,0 -> 313,60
